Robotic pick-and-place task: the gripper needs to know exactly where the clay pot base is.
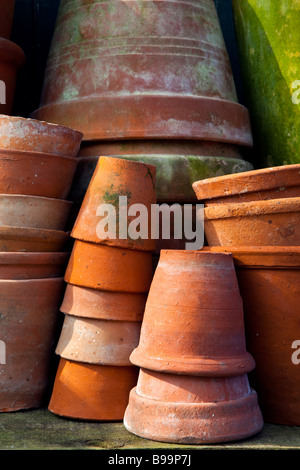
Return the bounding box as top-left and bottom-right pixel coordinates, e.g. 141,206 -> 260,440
49,358 -> 139,421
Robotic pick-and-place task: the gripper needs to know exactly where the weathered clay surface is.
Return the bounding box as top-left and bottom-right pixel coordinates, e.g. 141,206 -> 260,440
0,252 -> 69,279
0,39 -> 25,115
0,226 -> 69,252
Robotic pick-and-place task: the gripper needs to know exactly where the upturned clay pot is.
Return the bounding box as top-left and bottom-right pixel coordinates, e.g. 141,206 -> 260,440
204,197 -> 300,246
71,156 -> 157,251
49,358 -> 139,421
193,164 -> 300,205
0,148 -> 78,200
33,0 -> 252,147
55,314 -> 141,366
61,284 -> 146,322
202,246 -> 300,426
0,39 -> 25,115
130,250 -> 255,376
0,226 -> 69,252
0,252 -> 69,279
124,368 -> 263,444
0,115 -> 82,157
65,240 -> 153,293
0,0 -> 15,39
0,195 -> 72,231
0,277 -> 65,412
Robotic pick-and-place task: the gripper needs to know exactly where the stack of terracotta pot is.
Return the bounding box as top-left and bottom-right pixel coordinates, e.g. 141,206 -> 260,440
48,156 -> 156,420
124,250 -> 263,444
0,115 -> 82,412
193,164 -> 300,426
32,0 -> 255,251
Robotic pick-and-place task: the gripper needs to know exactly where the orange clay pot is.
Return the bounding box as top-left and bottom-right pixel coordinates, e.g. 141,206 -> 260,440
71,156 -> 156,251
193,163 -> 300,205
0,277 -> 65,412
55,314 -> 141,366
0,148 -> 78,200
0,0 -> 15,39
60,283 -> 146,322
0,226 -> 69,252
0,115 -> 82,157
124,368 -> 263,444
49,358 -> 139,421
130,250 -> 255,376
65,240 -> 153,293
0,252 -> 69,279
0,195 -> 72,231
0,39 -> 25,115
202,246 -> 300,426
204,197 -> 300,247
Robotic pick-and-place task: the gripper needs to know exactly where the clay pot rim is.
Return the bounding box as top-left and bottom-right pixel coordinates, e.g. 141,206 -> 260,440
0,37 -> 25,67
0,147 -> 79,161
204,196 -> 300,220
0,225 -> 70,241
0,251 -> 70,264
98,155 -> 157,174
0,194 -> 73,206
192,163 -> 300,201
0,276 -> 64,285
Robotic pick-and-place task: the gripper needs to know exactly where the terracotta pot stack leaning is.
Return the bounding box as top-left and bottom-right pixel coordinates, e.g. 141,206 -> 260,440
193,164 -> 300,426
48,156 -> 156,420
0,115 -> 83,412
124,250 -> 263,444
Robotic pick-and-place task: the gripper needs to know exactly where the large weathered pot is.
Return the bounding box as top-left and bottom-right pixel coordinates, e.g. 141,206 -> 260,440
202,246 -> 300,426
0,0 -> 15,39
0,195 -> 72,231
232,0 -> 300,166
33,0 -> 252,147
0,115 -> 82,157
130,250 -> 255,376
0,252 -> 69,279
193,164 -> 300,205
61,284 -> 146,322
0,277 -> 65,412
0,226 -> 69,252
49,358 -> 139,421
204,197 -> 300,247
0,39 -> 25,115
124,368 -> 263,444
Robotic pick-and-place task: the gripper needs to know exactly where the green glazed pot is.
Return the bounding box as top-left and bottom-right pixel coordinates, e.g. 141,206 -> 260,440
232,0 -> 300,166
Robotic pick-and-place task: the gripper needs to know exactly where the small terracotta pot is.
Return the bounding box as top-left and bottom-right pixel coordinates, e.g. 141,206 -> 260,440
0,252 -> 69,279
0,0 -> 15,39
124,368 -> 263,444
0,39 -> 25,115
71,156 -> 156,251
0,195 -> 72,231
65,240 -> 153,293
0,148 -> 78,200
49,358 -> 139,421
193,163 -> 300,205
61,284 -> 146,322
55,314 -> 141,366
202,246 -> 300,426
0,277 -> 65,412
204,197 -> 300,246
0,115 -> 83,157
130,250 -> 255,376
0,226 -> 69,252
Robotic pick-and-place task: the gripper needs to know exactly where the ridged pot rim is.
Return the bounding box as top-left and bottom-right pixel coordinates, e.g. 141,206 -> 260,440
0,251 -> 69,264
0,225 -> 70,241
0,193 -> 73,206
0,147 -> 79,162
193,163 -> 300,201
0,37 -> 25,67
204,196 -> 300,220
0,276 -> 64,285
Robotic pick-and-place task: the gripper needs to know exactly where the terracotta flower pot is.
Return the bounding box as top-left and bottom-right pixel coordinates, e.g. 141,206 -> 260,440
0,0 -> 15,39
49,358 -> 139,421
0,148 -> 78,200
130,250 -> 255,376
202,246 -> 300,426
0,195 -> 72,231
71,156 -> 157,251
0,39 -> 25,116
61,284 -> 146,322
0,115 -> 82,157
55,314 -> 141,366
33,0 -> 252,147
0,252 -> 69,279
0,277 -> 65,412
0,226 -> 69,252
124,368 -> 263,444
65,240 -> 153,293
204,197 -> 300,247
193,163 -> 300,205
